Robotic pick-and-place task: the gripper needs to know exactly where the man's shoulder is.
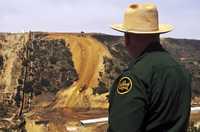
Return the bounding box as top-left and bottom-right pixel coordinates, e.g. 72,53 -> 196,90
129,51 -> 184,82
136,51 -> 179,70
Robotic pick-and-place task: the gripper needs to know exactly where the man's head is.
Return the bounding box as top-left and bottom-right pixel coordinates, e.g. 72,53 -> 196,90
124,33 -> 160,58
111,3 -> 173,58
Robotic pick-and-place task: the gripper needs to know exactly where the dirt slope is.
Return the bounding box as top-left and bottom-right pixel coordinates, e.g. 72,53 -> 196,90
24,33 -> 112,132
44,34 -> 112,109
0,33 -> 28,93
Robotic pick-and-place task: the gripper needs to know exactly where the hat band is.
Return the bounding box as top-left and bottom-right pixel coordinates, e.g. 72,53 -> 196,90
124,25 -> 159,32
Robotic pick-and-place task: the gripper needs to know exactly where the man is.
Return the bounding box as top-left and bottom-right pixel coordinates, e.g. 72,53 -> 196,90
108,3 -> 191,132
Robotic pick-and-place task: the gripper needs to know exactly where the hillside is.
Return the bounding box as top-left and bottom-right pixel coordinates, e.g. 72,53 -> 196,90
0,32 -> 199,131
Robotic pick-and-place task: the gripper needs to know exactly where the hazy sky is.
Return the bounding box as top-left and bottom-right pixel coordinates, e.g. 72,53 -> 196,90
0,0 -> 199,39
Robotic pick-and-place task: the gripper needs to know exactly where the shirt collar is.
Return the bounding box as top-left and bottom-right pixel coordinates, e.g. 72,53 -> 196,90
128,41 -> 166,68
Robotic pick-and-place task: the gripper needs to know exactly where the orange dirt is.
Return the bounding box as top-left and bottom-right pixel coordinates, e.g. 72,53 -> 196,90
24,33 -> 111,132
45,33 -> 112,109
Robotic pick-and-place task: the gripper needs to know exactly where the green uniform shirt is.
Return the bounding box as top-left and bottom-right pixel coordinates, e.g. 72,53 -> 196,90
108,42 -> 191,132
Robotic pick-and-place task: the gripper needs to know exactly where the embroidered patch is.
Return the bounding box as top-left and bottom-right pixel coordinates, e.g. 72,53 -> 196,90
117,76 -> 133,94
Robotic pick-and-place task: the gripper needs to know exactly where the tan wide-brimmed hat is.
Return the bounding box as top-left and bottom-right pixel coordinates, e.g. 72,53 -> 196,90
111,3 -> 174,34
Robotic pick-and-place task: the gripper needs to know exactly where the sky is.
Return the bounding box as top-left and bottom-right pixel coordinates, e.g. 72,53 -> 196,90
0,0 -> 199,39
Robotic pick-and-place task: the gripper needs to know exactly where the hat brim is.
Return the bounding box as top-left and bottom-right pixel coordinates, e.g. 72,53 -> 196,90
111,24 -> 174,34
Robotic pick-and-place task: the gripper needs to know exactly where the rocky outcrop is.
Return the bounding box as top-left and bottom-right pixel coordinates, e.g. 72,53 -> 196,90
18,37 -> 78,96
0,33 -> 78,131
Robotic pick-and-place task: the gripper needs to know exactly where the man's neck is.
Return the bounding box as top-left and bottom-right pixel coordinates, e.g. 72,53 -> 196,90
130,40 -> 160,58
125,34 -> 160,58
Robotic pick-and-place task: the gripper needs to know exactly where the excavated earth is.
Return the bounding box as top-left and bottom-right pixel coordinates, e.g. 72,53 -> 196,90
0,32 -> 200,131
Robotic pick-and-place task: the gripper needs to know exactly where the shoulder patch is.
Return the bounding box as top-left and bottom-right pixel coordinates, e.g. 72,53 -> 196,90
117,76 -> 133,94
